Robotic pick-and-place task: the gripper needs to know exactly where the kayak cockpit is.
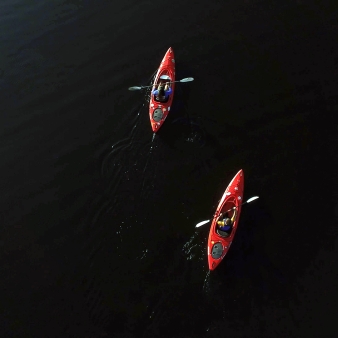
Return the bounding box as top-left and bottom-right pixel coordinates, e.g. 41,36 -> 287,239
215,200 -> 236,237
153,74 -> 172,102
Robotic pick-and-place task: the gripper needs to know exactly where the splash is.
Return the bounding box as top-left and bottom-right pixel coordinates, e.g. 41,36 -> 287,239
139,249 -> 148,260
171,117 -> 206,148
203,270 -> 211,293
182,231 -> 199,260
182,231 -> 206,263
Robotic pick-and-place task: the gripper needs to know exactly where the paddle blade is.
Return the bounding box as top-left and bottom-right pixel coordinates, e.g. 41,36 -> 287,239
128,86 -> 143,91
195,220 -> 210,228
246,196 -> 259,203
179,77 -> 194,83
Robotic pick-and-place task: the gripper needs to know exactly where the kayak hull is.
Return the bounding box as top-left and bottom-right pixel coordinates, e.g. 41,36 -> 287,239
207,169 -> 244,271
149,47 -> 175,133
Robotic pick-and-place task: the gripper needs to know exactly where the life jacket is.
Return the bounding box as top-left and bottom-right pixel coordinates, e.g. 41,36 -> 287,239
217,220 -> 232,231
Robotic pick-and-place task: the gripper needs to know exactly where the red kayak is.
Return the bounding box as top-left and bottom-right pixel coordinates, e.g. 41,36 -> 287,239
149,47 -> 175,132
207,169 -> 244,271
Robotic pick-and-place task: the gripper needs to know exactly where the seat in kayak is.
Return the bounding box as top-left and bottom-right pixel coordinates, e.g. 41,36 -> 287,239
154,95 -> 169,103
216,229 -> 230,237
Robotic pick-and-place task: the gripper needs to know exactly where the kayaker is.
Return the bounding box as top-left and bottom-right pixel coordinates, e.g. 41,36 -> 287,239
152,82 -> 172,102
217,208 -> 237,234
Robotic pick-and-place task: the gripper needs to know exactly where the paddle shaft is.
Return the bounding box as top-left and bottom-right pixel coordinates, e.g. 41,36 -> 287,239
222,199 -> 255,215
128,77 -> 193,91
195,196 -> 258,228
142,79 -> 188,89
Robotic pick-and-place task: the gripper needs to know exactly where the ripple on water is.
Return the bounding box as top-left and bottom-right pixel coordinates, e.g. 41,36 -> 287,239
171,116 -> 207,150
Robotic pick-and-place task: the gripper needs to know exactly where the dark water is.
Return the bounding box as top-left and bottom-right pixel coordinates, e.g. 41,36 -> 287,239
1,0 -> 338,337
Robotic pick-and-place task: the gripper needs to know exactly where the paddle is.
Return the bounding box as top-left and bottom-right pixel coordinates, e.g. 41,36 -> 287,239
128,77 -> 194,91
195,196 -> 259,228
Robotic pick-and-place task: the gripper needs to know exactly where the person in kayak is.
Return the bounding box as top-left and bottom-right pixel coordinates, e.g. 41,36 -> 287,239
217,208 -> 237,235
152,82 -> 172,102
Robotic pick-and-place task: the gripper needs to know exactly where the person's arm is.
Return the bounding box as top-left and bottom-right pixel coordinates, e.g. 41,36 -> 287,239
152,89 -> 158,95
164,83 -> 172,94
152,83 -> 158,93
231,209 -> 237,223
216,213 -> 223,222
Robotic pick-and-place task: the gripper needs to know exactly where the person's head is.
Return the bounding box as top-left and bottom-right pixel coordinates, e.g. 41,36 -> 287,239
225,218 -> 231,225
